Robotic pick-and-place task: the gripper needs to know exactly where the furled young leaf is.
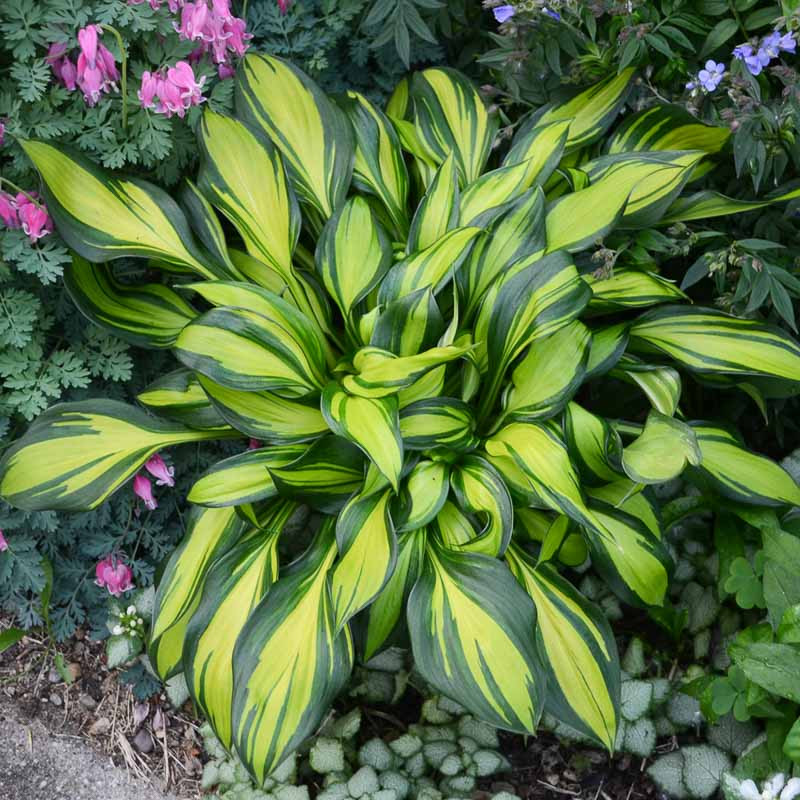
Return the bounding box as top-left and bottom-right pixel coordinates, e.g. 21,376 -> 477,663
184,500 -> 295,748
506,547 -> 619,750
585,322 -> 629,379
65,256 -> 197,349
564,402 -> 624,484
394,460 -> 450,533
408,542 -> 545,732
150,506 -> 246,679
370,288 -> 444,356
236,54 -> 354,218
232,523 -> 353,781
0,401 -> 224,512
399,397 -> 478,452
689,425 -> 800,507
621,411 -> 701,484
407,153 -> 459,252
330,488 -> 396,628
610,356 -> 682,417
137,369 -> 226,430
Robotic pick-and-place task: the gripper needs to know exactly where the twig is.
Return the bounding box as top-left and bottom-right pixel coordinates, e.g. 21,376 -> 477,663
535,780 -> 579,796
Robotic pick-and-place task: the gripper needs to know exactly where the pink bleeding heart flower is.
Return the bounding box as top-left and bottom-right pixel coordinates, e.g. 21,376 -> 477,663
174,0 -> 251,68
0,192 -> 19,229
0,121 -> 4,147
47,41 -> 79,91
138,70 -> 160,108
76,24 -> 119,106
95,555 -> 134,597
277,0 -> 292,14
16,194 -> 54,242
0,530 -> 8,552
218,62 -> 235,79
133,473 -> 158,510
144,453 -> 175,487
77,24 -> 100,69
167,60 -> 206,108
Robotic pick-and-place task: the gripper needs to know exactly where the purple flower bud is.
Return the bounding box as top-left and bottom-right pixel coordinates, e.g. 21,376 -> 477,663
543,7 -> 560,20
493,4 -> 515,23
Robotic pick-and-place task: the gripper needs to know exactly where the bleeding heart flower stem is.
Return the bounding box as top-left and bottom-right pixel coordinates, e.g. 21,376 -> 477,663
99,24 -> 129,130
0,177 -> 47,213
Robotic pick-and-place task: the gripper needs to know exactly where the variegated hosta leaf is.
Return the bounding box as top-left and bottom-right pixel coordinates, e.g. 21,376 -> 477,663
197,375 -> 328,443
0,401 -> 224,512
197,111 -> 300,282
65,256 -> 197,348
581,496 -> 673,607
321,384 -> 403,490
342,345 -> 470,398
460,187 -> 546,321
506,547 -> 619,750
585,322 -> 629,379
370,288 -> 444,356
587,482 -> 662,540
586,268 -> 687,311
357,530 -> 426,661
610,356 -> 682,416
175,306 -> 328,395
407,153 -> 459,252
20,141 -> 225,279
630,305 -> 800,384
435,500 -> 480,548
689,424 -> 800,507
394,460 -> 450,533
330,488 -> 396,628
269,435 -> 365,513
316,197 -> 393,321
150,506 -> 246,679
188,445 -> 306,507
232,523 -> 353,782
621,411 -> 701,484
378,227 -> 483,305
502,321 -> 591,423
564,403 -> 624,485
661,182 -> 800,224
508,68 -> 634,158
407,542 -> 545,732
343,90 -> 410,237
184,500 -> 295,748
450,456 -> 513,557
399,397 -> 479,452
236,54 -> 354,218
137,369 -> 227,430
409,68 -> 495,185
501,119 -> 571,183
485,421 -> 602,534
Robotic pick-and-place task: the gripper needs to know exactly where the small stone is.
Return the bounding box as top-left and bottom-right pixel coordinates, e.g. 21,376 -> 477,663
79,693 -> 98,711
49,693 -> 62,707
89,717 -> 111,736
133,728 -> 154,754
48,668 -> 60,684
66,662 -> 82,681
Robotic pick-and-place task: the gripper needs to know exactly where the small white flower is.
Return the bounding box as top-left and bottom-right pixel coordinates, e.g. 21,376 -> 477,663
781,778 -> 800,800
112,624 -> 124,636
739,780 -> 761,800
126,605 -> 136,615
766,775 -> 787,799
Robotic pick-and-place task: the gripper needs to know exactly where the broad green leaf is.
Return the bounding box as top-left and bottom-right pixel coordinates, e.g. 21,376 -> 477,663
409,68 -> 495,184
185,500 -> 295,747
459,158 -> 546,225
197,111 -> 300,282
0,401 -> 224,512
316,197 -> 393,319
399,397 -> 478,452
630,306 -> 800,383
585,322 -> 629,379
378,227 -> 483,305
175,306 -> 328,396
137,369 -> 226,431
729,642 -> 800,703
188,446 -> 306,507
343,344 -> 470,398
397,365 -> 446,409
450,455 -> 513,556
357,530 -> 426,661
662,183 -> 800,224
610,356 -> 682,416
65,256 -> 197,348
502,321 -> 591,422
343,90 -> 410,236
269,435 -> 365,513
506,548 -> 619,750
236,54 -> 354,218
583,496 -> 672,607
321,385 -> 403,490
407,543 -> 545,732
621,411 -> 701,484
232,523 -> 353,781
501,119 -> 572,183
690,424 -> 800,507
330,488 -> 396,627
564,402 -> 624,485
407,153 -> 459,252
394,460 -> 450,532
586,268 -> 687,311
197,375 -> 328,444
370,288 -> 444,356
587,482 -> 661,539
0,628 -> 25,654
19,140 -> 221,279
150,506 -> 246,679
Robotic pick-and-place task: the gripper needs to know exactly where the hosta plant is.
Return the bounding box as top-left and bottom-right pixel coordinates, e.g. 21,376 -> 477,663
2,54 -> 800,782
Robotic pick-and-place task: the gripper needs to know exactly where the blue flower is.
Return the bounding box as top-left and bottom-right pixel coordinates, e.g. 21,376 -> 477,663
697,59 -> 725,91
732,43 -> 753,61
493,4 -> 515,22
543,7 -> 561,20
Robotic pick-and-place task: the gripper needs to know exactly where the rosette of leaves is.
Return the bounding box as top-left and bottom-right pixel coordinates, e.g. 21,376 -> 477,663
2,54 -> 800,782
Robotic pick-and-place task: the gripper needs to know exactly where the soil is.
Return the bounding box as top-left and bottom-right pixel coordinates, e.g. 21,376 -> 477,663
0,621 -> 665,800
